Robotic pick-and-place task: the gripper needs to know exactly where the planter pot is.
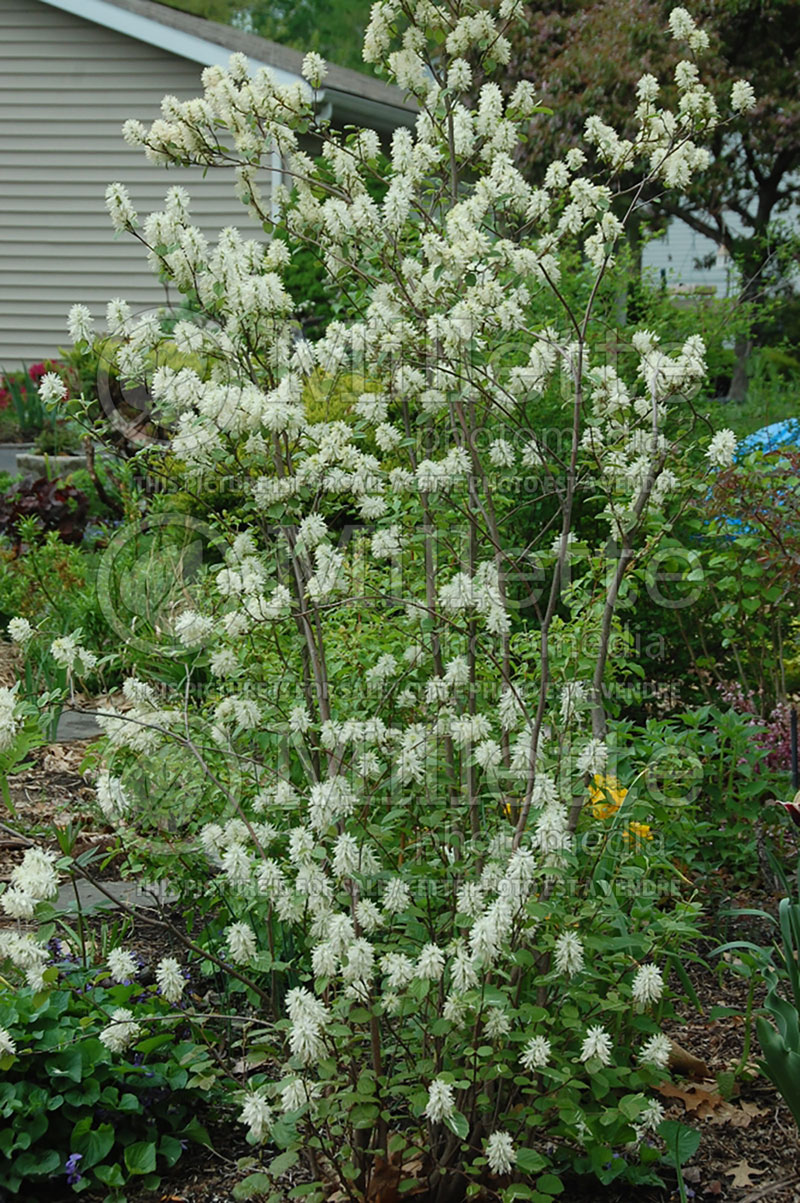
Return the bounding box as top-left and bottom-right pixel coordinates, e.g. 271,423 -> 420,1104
16,451 -> 87,479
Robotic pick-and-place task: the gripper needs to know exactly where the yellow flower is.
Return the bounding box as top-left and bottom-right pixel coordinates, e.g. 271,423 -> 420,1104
624,821 -> 653,843
588,774 -> 627,820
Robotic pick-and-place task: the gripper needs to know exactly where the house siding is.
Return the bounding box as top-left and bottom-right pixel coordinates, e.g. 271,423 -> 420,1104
0,0 -> 268,366
642,220 -> 736,296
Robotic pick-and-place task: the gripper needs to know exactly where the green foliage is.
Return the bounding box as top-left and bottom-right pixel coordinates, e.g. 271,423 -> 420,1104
0,363 -> 49,438
0,970 -> 217,1200
156,0 -> 376,74
757,896 -> 800,1131
0,534 -> 125,697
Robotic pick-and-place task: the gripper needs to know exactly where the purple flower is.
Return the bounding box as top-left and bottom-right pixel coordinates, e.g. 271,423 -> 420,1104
65,1153 -> 83,1185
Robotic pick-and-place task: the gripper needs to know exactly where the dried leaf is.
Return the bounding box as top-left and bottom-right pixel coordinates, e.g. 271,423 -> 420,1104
724,1161 -> 767,1188
739,1100 -> 769,1120
668,1041 -> 711,1080
657,1080 -> 725,1118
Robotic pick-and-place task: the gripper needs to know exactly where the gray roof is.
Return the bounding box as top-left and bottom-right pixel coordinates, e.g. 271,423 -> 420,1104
39,0 -> 416,132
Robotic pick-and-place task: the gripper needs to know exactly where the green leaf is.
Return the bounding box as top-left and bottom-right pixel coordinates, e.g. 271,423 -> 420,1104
515,1148 -> 547,1173
46,1045 -> 84,1083
124,1140 -> 157,1176
71,1121 -> 114,1169
13,1148 -> 60,1177
233,1172 -> 273,1199
269,1150 -> 299,1176
179,1117 -> 212,1147
95,1163 -> 126,1187
444,1110 -> 469,1140
658,1120 -> 700,1167
159,1134 -> 184,1168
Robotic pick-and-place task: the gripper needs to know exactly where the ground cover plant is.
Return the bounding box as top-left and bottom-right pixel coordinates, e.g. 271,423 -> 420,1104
2,1 -> 799,1200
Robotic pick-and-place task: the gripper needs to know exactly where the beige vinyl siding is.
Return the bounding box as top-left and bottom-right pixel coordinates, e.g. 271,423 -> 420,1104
0,0 -> 269,366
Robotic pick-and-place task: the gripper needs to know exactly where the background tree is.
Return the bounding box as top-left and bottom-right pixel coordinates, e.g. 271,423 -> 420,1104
509,0 -> 800,397
158,0 -> 375,73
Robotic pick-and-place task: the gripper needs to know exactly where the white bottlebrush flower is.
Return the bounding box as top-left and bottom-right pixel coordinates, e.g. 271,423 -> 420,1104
485,1007 -> 511,1039
489,439 -> 516,468
706,428 -> 736,467
559,681 -> 586,725
634,1098 -> 665,1139
668,6 -> 696,41
343,937 -> 374,983
383,877 -> 411,913
297,513 -> 328,549
520,1035 -> 551,1071
38,372 -> 68,404
174,610 -> 214,647
1,887 -> 36,919
576,738 -> 607,776
580,1025 -> 613,1067
632,963 -> 664,1007
106,297 -> 131,334
554,931 -> 584,977
240,1091 -> 273,1142
0,686 -> 20,754
11,847 -> 59,902
67,303 -> 94,344
355,898 -> 384,933
226,922 -> 257,964
312,942 -> 338,977
447,57 -> 472,90
456,882 -> 485,920
50,635 -> 96,672
731,79 -> 756,113
486,1130 -> 516,1175
381,952 -> 415,990
639,1032 -> 672,1069
372,525 -> 402,560
26,963 -> 47,992
0,1026 -> 17,1056
498,688 -> 523,730
475,739 -> 502,772
425,1078 -> 456,1122
442,993 -> 469,1025
96,772 -> 128,822
100,1008 -> 142,1054
280,1076 -> 318,1112
7,617 -> 33,647
415,942 -> 446,981
107,948 -> 138,983
210,649 -> 238,676
156,956 -> 185,1003
105,182 -> 137,231
301,51 -> 327,88
450,947 -> 479,993
289,705 -> 312,733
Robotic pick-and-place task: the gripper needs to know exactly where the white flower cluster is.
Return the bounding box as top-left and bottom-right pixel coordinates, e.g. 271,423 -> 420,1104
0,685 -> 21,754
50,634 -> 97,674
0,930 -> 50,991
1,847 -> 59,921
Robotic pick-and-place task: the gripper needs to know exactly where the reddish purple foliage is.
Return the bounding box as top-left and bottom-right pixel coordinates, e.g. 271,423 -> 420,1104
719,680 -> 793,771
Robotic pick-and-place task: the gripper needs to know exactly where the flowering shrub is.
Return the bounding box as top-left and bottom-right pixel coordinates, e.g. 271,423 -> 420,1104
1,1 -> 759,1197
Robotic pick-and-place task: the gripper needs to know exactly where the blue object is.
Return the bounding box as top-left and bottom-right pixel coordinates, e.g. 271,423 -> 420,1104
737,418 -> 800,458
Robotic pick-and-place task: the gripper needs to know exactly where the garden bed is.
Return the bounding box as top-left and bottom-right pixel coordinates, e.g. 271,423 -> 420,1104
2,749 -> 799,1203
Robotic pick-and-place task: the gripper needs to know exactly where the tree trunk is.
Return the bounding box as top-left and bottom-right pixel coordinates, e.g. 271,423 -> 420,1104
728,333 -> 752,401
